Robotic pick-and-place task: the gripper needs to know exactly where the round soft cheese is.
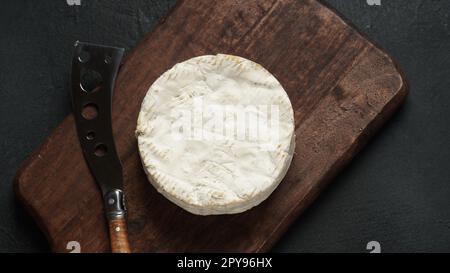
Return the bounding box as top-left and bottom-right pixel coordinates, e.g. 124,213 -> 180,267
136,54 -> 295,215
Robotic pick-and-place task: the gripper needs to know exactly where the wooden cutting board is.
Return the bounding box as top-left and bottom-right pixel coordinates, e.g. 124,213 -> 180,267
15,0 -> 407,253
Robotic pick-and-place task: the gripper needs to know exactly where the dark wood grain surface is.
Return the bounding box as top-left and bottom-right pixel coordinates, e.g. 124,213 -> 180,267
14,0 -> 407,252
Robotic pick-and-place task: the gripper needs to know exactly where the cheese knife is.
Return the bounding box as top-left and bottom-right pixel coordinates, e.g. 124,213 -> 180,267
71,41 -> 131,253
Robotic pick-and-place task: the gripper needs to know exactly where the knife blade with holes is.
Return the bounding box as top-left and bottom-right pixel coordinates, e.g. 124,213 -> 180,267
71,41 -> 131,253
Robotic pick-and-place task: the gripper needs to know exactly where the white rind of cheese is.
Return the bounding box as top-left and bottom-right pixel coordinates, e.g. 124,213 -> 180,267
136,54 -> 295,215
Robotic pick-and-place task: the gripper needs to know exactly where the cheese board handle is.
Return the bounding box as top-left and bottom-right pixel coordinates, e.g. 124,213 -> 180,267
108,218 -> 131,253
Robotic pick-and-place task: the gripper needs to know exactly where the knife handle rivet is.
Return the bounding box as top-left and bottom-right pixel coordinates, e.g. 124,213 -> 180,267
115,226 -> 121,232
108,198 -> 115,205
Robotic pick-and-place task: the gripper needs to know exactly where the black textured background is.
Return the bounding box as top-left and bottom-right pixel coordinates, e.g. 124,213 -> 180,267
0,0 -> 449,253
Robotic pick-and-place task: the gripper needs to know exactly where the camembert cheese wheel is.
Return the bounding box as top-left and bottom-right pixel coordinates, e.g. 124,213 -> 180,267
136,54 -> 295,215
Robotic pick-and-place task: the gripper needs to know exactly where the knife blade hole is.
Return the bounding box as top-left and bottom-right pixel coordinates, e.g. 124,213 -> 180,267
78,50 -> 90,63
80,69 -> 103,93
81,103 -> 98,120
94,144 -> 108,157
86,131 -> 95,140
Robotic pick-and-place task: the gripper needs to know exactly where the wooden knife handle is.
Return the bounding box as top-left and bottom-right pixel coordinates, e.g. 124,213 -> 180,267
108,218 -> 131,253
